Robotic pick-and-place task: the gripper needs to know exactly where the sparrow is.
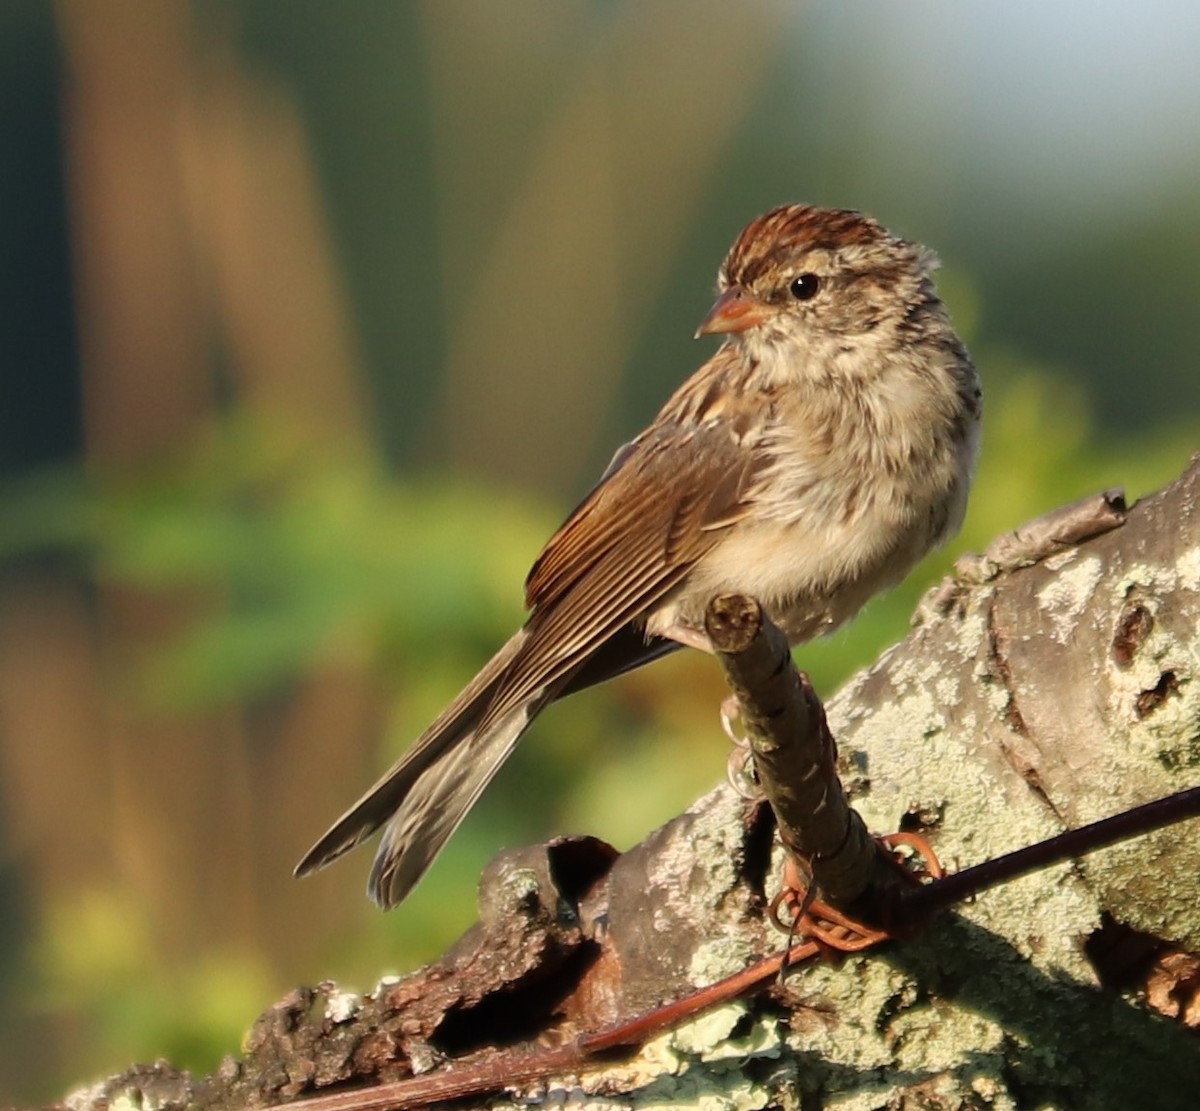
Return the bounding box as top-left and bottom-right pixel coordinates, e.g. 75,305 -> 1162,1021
295,203 -> 981,908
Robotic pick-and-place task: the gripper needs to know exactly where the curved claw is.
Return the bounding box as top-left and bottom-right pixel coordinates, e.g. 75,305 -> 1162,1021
877,831 -> 944,882
767,835 -> 945,960
720,694 -> 750,747
726,745 -> 762,800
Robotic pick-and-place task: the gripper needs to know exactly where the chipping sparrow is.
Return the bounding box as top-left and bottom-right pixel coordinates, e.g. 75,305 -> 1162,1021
296,204 -> 982,908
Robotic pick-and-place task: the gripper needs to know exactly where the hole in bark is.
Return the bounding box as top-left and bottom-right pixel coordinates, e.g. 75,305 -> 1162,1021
1111,602 -> 1153,669
898,800 -> 945,833
1084,914 -> 1200,1029
1136,670 -> 1179,718
545,836 -> 619,906
1084,913 -> 1163,990
430,940 -> 601,1055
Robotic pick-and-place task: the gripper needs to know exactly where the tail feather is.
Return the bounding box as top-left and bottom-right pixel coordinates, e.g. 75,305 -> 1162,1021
367,693 -> 548,907
295,618 -> 672,907
294,629 -> 532,887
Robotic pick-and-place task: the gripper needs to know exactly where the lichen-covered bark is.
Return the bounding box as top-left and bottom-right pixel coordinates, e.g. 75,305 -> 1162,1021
55,456 -> 1200,1111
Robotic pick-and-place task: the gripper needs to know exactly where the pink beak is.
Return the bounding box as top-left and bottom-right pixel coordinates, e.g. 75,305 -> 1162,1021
695,285 -> 771,338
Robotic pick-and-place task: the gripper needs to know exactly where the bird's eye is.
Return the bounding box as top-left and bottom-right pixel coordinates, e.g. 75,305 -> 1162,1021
789,273 -> 821,301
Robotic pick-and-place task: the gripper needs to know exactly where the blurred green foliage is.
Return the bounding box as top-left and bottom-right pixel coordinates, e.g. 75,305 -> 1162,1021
93,420 -> 552,711
35,890 -> 272,1081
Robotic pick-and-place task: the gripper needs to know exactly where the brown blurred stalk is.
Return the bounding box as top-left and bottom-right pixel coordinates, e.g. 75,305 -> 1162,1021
423,1 -> 784,489
0,4 -> 382,1088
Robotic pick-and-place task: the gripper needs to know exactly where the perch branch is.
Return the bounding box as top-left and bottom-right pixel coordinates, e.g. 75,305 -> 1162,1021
704,593 -> 879,906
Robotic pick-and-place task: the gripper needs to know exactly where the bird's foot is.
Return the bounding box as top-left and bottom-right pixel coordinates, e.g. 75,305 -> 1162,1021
721,694 -> 763,799
767,833 -> 943,960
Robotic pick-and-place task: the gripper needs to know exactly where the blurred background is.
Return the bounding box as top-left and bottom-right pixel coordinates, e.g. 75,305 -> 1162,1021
1,0 -> 1198,1101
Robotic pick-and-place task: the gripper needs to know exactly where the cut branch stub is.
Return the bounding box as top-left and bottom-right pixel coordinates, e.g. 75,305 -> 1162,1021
704,593 -> 877,906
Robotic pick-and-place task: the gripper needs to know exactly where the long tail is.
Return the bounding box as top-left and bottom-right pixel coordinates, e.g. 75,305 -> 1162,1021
368,693 -> 550,907
294,628 -> 553,907
294,623 -> 678,907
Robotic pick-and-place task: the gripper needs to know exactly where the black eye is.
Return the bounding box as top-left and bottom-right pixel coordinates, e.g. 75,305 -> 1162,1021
789,273 -> 821,301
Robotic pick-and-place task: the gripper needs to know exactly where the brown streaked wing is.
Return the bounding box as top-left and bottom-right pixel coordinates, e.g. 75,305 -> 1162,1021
526,421 -> 753,610
521,441 -> 648,611
522,347 -> 752,611
491,419 -> 761,713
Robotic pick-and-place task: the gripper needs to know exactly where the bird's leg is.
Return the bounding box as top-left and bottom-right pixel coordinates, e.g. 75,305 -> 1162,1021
676,625 -> 763,797
657,620 -> 763,799
722,694 -> 762,799
660,623 -> 714,654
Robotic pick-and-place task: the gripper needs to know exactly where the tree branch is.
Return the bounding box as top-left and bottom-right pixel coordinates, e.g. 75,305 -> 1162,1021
705,592 -> 877,905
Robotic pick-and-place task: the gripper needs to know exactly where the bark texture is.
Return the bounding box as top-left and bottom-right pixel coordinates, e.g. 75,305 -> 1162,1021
55,456 -> 1200,1111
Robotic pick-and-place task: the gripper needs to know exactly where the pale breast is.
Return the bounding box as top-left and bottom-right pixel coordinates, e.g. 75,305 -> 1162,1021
646,354 -> 978,647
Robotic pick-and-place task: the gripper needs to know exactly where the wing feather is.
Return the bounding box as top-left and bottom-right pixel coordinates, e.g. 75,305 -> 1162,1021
487,418 -> 763,721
